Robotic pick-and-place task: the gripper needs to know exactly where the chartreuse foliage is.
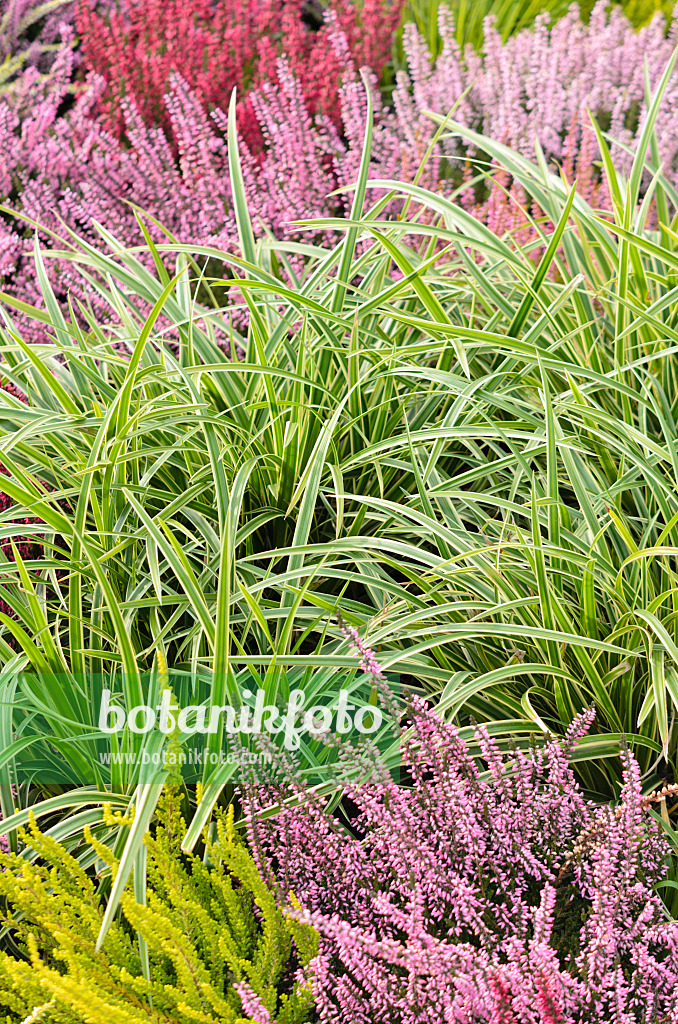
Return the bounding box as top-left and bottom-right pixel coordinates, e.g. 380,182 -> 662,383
0,790 -> 317,1024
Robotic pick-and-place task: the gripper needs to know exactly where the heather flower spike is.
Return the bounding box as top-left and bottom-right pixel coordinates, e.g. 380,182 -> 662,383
248,705 -> 678,1022
338,613 -> 385,682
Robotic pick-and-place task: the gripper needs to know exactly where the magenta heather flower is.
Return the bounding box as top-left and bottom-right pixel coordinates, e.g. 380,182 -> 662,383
233,981 -> 273,1023
245,701 -> 678,1023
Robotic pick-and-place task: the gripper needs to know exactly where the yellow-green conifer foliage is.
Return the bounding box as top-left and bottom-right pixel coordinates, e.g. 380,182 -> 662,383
0,791 -> 318,1024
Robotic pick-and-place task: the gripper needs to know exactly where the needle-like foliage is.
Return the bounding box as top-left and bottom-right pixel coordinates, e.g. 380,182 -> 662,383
0,789 -> 318,1023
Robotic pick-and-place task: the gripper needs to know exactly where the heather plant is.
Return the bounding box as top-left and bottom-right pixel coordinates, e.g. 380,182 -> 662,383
0,788 -> 318,1023
248,704 -> 678,1023
393,0 -> 678,201
75,0 -> 403,151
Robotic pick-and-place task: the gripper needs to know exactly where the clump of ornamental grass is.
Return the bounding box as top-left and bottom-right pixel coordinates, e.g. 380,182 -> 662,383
7,49 -> 678,893
246,696 -> 678,1023
0,788 -> 318,1023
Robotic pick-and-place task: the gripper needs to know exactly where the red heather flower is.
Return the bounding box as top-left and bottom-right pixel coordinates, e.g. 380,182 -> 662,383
75,0 -> 280,152
275,0 -> 403,129
246,703 -> 678,1022
75,0 -> 403,154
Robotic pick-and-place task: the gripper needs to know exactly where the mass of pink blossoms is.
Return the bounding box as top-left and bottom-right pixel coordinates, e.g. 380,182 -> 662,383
2,1 -> 678,337
398,3 -> 678,173
246,702 -> 678,1023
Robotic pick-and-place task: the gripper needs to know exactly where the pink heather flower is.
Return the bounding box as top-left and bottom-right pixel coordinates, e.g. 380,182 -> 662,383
233,982 -> 273,1023
339,618 -> 385,681
245,705 -> 678,1022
